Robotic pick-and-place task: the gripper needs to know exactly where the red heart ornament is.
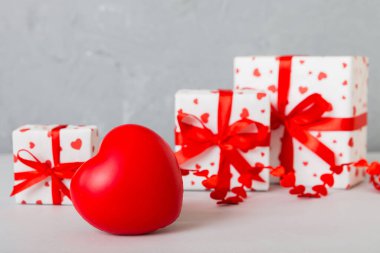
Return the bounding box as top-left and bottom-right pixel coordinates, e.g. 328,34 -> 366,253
70,124 -> 183,235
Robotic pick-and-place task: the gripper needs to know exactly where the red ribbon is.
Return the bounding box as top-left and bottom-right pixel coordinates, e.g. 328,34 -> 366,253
272,56 -> 367,191
11,125 -> 84,205
175,90 -> 270,203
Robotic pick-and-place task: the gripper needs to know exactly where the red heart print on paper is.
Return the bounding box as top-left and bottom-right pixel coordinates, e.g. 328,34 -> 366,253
299,86 -> 308,94
342,80 -> 348,86
193,98 -> 198,105
348,137 -> 354,147
200,113 -> 209,123
342,62 -> 347,68
29,142 -> 35,149
240,108 -> 249,118
71,138 -> 82,150
253,68 -> 261,77
318,72 -> 327,81
268,85 -> 277,93
256,92 -> 267,100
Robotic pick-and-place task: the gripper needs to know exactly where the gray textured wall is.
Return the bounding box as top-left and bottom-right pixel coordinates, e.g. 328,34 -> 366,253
0,0 -> 379,153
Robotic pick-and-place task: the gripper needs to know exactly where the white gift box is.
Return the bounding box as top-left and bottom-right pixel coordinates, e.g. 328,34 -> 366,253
12,125 -> 99,205
175,89 -> 271,192
234,56 -> 368,189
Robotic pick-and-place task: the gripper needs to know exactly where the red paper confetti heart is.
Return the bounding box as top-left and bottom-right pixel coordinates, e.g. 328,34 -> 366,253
280,172 -> 296,187
200,113 -> 209,123
331,165 -> 343,174
71,138 -> 82,150
312,185 -> 328,196
238,174 -> 253,188
202,175 -> 218,190
270,166 -> 285,177
321,174 -> 334,187
290,185 -> 305,195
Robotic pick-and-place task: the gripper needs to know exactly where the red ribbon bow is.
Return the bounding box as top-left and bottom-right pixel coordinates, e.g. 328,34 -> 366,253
272,56 -> 368,197
11,125 -> 84,205
175,90 -> 270,204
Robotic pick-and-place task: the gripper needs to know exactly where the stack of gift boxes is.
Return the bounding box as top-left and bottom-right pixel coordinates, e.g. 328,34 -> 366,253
11,56 -> 371,205
175,56 -> 369,202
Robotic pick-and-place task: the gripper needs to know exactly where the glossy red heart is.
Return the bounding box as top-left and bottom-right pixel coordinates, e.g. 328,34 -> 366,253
71,124 -> 183,235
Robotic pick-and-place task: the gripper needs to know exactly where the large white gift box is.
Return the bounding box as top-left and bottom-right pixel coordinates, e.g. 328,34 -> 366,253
234,56 -> 368,191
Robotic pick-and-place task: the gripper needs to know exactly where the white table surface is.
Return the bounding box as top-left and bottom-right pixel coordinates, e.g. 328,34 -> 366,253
1,153 -> 380,253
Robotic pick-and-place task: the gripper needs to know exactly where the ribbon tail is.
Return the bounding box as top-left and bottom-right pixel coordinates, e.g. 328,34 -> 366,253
51,175 -> 71,205
10,174 -> 48,197
210,150 -> 231,201
279,128 -> 295,174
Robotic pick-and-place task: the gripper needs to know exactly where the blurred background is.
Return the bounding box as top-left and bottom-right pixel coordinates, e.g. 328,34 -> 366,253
0,0 -> 379,153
